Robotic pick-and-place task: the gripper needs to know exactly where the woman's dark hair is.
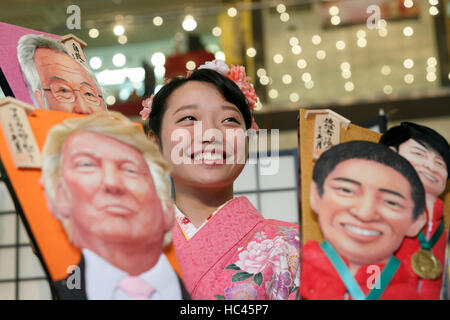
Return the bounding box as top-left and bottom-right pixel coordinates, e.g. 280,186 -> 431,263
313,140 -> 425,220
148,68 -> 252,141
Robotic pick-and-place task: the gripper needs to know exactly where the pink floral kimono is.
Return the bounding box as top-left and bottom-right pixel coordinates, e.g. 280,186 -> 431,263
172,196 -> 300,300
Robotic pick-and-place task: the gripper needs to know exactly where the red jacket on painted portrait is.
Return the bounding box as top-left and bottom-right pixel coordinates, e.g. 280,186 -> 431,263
300,241 -> 422,300
394,198 -> 447,300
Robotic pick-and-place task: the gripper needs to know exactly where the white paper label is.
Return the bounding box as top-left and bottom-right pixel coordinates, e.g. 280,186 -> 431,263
312,114 -> 341,160
0,105 -> 41,168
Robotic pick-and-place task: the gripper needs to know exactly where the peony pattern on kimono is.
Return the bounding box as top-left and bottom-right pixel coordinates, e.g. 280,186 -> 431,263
265,271 -> 293,300
214,226 -> 300,300
224,283 -> 258,300
254,231 -> 267,241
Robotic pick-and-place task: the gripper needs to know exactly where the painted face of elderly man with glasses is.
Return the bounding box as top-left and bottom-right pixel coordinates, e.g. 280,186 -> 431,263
18,34 -> 106,114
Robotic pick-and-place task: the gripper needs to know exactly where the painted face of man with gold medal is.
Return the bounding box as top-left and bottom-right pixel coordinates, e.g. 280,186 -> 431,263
380,123 -> 450,285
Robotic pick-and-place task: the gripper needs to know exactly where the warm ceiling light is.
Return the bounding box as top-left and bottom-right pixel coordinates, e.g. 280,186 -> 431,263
305,80 -> 314,89
289,37 -> 299,46
89,28 -> 99,38
215,51 -> 226,61
256,68 -> 266,77
357,38 -> 367,48
186,60 -> 196,70
427,65 -> 436,73
426,72 -> 437,82
403,58 -> 414,69
381,65 -> 391,75
106,95 -> 116,105
316,50 -> 326,60
297,59 -> 307,69
269,89 -> 279,99
246,48 -> 257,57
289,92 -> 300,102
227,7 -> 238,17
383,85 -> 393,95
329,6 -> 339,16
404,0 -> 414,8
427,57 -> 437,66
356,29 -> 366,38
276,4 -> 286,13
280,12 -> 290,22
89,57 -> 102,70
259,75 -> 270,85
153,16 -> 163,26
301,72 -> 312,82
331,15 -> 341,25
403,26 -> 414,37
378,28 -> 388,37
378,19 -> 387,28
212,26 -> 222,37
340,62 -> 351,71
312,35 -> 322,45
291,45 -> 302,55
112,53 -> 126,67
429,6 -> 439,15
118,35 -> 127,44
336,40 -> 346,50
344,81 -> 355,92
404,74 -> 414,84
282,74 -> 292,84
182,15 -> 197,31
151,52 -> 166,67
273,54 -> 283,64
341,70 -> 352,79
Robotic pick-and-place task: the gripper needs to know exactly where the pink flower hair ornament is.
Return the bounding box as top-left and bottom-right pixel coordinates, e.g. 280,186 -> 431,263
198,60 -> 260,131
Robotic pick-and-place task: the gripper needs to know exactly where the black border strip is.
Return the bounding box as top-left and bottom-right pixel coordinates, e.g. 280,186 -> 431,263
0,67 -> 15,98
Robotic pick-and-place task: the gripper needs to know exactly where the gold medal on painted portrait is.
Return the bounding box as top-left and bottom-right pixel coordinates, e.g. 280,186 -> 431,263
411,249 -> 442,280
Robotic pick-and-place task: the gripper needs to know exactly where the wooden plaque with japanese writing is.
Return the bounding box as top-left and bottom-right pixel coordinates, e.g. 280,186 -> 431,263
60,34 -> 88,68
0,104 -> 41,168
